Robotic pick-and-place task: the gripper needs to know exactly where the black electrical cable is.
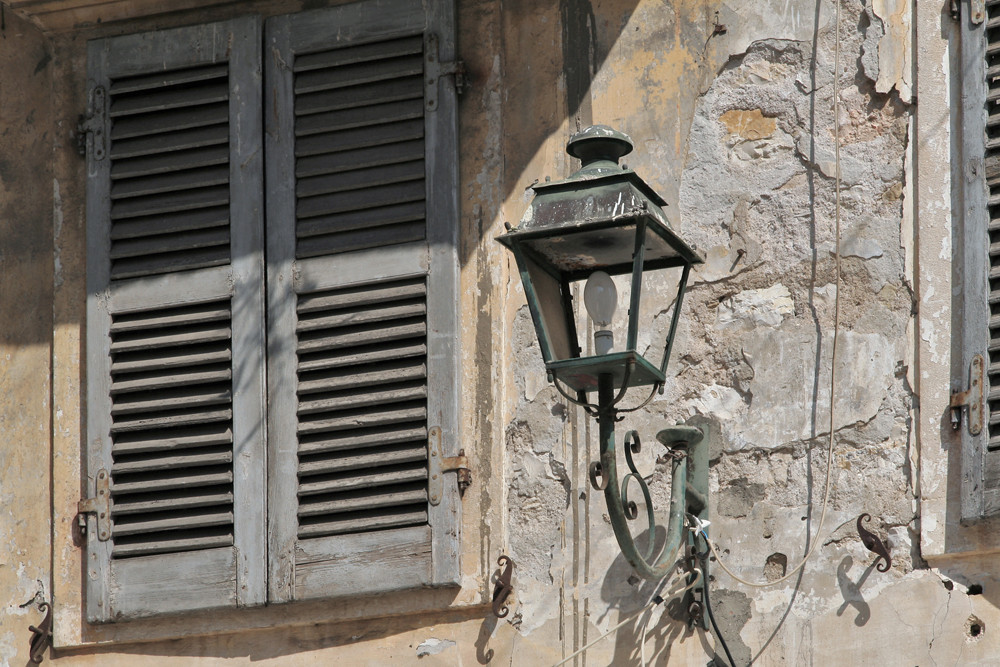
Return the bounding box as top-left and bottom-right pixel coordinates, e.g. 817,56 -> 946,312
697,533 -> 740,667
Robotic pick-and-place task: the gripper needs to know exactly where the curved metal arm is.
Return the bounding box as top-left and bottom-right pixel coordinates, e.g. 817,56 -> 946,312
595,373 -> 706,581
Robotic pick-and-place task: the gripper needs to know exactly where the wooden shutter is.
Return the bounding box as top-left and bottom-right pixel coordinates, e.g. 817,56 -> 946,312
84,17 -> 266,621
265,0 -> 460,602
960,4 -> 1000,519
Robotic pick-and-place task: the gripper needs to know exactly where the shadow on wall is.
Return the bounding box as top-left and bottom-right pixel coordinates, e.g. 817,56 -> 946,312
470,0 -> 729,256
0,0 -> 729,339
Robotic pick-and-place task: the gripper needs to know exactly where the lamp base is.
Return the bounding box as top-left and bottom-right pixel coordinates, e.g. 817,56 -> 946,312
547,351 -> 665,393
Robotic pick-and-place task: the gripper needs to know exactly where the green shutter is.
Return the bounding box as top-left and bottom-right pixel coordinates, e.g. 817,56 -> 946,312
84,17 -> 266,621
265,0 -> 460,602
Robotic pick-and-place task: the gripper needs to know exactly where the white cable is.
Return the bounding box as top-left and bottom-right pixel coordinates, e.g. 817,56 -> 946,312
705,0 -> 844,589
549,563 -> 701,667
639,605 -> 653,667
549,600 -> 660,667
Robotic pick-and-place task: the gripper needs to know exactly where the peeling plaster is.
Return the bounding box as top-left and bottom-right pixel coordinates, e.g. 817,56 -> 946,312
415,638 -> 457,656
871,0 -> 912,102
0,0 -> 982,664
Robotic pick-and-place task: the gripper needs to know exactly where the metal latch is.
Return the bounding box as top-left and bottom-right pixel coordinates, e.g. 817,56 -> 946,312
425,33 -> 466,112
76,85 -> 106,160
951,354 -> 985,435
428,426 -> 471,505
77,469 -> 111,541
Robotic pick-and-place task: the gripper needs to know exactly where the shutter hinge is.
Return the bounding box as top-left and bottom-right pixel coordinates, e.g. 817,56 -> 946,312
77,468 -> 111,541
76,85 -> 107,160
951,354 -> 985,434
428,426 -> 471,505
971,0 -> 986,24
425,33 -> 466,113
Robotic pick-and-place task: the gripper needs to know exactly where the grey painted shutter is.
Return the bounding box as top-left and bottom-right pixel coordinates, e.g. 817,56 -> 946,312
960,5 -> 1000,520
84,17 -> 266,621
265,0 -> 460,602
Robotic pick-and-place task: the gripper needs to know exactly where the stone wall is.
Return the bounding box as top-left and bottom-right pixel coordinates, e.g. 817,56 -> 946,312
0,0 -> 997,664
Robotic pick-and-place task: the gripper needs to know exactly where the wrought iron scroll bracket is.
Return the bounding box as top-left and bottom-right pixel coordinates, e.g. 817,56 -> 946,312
857,513 -> 891,573
492,555 -> 515,618
28,601 -> 52,664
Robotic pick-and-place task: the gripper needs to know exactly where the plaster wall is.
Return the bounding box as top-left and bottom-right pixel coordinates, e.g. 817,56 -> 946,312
0,0 -> 995,665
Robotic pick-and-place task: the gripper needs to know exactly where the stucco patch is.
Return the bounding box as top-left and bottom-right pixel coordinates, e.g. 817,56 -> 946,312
737,328 -> 895,448
716,284 -> 794,329
719,108 -> 776,140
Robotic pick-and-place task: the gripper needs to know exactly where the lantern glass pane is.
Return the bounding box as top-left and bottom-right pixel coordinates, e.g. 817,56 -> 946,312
519,250 -> 575,362
573,271 -> 630,356
637,265 -> 685,372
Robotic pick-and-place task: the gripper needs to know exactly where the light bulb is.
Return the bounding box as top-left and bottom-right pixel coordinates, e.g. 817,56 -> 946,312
584,271 -> 617,327
585,271 -> 617,355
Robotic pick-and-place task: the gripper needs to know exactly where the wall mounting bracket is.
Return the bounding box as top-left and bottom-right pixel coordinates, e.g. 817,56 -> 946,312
857,513 -> 891,572
27,601 -> 51,664
492,555 -> 515,618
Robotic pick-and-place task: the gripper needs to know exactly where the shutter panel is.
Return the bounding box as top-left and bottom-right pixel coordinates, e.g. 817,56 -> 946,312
266,0 -> 460,602
983,4 -> 1000,515
85,17 -> 266,621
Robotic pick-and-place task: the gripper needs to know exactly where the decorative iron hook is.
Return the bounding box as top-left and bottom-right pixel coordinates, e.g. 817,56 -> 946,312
492,555 -> 515,618
28,601 -> 52,664
856,514 -> 891,573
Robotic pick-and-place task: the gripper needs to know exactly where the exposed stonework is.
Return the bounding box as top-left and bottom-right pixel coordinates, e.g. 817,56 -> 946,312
0,0 -> 991,664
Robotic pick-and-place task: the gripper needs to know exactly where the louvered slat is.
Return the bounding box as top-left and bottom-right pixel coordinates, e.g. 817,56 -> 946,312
109,300 -> 235,559
293,35 -> 426,259
295,278 -> 429,540
108,63 -> 231,280
988,3 -> 1000,454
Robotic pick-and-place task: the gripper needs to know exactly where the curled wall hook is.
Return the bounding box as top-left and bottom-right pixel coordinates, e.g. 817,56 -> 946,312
492,555 -> 515,618
856,513 -> 891,573
28,601 -> 52,664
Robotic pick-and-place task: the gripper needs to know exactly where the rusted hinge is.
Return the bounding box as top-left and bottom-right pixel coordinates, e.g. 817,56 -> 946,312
76,85 -> 106,159
951,354 -> 985,435
428,426 -> 471,505
77,468 -> 111,541
971,0 -> 986,24
425,33 -> 466,113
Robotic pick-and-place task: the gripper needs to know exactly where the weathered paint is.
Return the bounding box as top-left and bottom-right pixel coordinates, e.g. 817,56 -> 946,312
0,0 -> 997,664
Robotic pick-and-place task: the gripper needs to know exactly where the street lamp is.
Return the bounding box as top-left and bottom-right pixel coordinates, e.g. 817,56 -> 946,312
496,125 -> 708,582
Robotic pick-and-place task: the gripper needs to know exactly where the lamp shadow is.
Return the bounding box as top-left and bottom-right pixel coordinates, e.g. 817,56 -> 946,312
592,525 -> 696,665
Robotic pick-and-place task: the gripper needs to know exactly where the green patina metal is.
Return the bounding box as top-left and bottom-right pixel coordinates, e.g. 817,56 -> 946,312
495,126 -> 711,591
496,125 -> 703,391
